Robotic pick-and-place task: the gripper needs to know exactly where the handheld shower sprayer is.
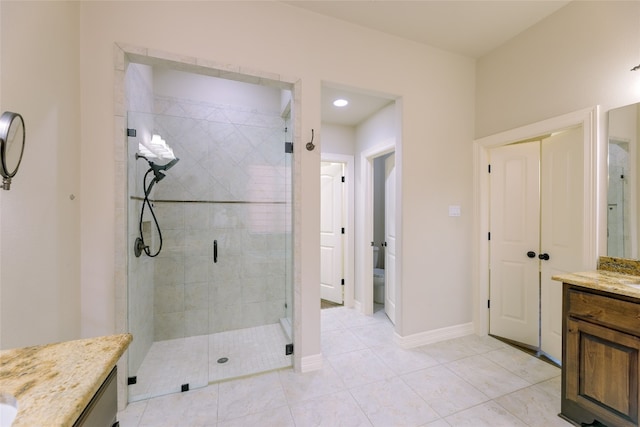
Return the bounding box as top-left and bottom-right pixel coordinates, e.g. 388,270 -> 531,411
134,153 -> 180,257
135,153 -> 180,185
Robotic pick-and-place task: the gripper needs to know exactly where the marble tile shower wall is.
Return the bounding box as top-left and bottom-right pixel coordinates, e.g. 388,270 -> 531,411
150,95 -> 290,341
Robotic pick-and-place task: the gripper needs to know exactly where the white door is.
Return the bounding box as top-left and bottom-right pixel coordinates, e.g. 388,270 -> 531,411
384,153 -> 396,324
540,126 -> 584,361
320,162 -> 344,304
489,142 -> 540,348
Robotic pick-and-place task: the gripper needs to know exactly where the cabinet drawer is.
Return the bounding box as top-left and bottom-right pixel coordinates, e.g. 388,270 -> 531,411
568,289 -> 640,335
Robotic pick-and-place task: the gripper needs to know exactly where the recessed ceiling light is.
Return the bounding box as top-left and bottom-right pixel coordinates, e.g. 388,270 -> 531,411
333,99 -> 349,107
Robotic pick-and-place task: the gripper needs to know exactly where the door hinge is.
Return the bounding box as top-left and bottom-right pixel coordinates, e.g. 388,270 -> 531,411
341,278 -> 345,285
127,376 -> 137,385
285,343 -> 294,355
488,232 -> 491,240
487,300 -> 491,309
285,142 -> 293,153
181,384 -> 189,392
341,227 -> 345,234
127,128 -> 137,137
488,164 -> 491,173
341,176 -> 345,183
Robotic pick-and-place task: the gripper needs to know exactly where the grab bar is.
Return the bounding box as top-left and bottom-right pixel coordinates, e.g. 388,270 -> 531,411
213,240 -> 218,263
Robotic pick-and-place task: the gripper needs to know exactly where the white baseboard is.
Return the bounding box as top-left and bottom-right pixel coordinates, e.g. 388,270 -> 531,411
299,354 -> 323,372
395,322 -> 474,349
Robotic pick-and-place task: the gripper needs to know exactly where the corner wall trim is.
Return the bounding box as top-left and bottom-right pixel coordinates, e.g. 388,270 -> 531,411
300,354 -> 323,372
395,322 -> 474,349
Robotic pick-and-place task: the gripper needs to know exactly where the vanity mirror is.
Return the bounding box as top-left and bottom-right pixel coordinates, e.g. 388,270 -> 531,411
0,111 -> 25,190
608,102 -> 640,259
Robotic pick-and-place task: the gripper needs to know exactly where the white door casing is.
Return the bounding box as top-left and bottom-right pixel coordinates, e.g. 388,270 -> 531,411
473,107 -> 599,339
489,141 -> 541,348
540,126 -> 585,361
320,162 -> 344,304
384,153 -> 396,324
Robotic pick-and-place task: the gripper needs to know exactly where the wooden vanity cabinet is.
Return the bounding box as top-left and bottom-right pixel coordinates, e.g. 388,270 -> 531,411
562,283 -> 640,427
73,366 -> 118,427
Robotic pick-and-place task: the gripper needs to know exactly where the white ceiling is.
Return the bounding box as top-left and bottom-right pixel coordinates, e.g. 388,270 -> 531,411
321,85 -> 395,126
289,0 -> 571,126
286,1 -> 570,58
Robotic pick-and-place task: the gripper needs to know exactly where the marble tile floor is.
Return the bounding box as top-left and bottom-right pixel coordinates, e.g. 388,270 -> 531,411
119,306 -> 571,426
129,323 -> 292,402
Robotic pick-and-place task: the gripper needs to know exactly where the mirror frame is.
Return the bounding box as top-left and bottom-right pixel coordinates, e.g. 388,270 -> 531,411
0,111 -> 26,190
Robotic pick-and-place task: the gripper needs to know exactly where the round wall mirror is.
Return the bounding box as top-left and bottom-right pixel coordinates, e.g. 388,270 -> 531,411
0,112 -> 26,190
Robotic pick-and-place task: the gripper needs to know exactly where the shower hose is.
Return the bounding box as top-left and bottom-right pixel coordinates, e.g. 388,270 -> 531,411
138,168 -> 164,257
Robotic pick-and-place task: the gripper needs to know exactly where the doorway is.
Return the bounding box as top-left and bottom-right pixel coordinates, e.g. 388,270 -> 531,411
488,127 -> 584,362
362,142 -> 397,322
319,82 -> 401,325
321,161 -> 345,306
472,107 -> 599,359
320,154 -> 355,309
372,153 -> 396,320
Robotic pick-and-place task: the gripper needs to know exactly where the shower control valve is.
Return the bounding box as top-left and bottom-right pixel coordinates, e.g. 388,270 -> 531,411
134,238 -> 148,258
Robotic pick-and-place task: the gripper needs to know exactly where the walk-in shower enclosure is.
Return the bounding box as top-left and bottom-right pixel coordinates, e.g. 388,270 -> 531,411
125,64 -> 293,401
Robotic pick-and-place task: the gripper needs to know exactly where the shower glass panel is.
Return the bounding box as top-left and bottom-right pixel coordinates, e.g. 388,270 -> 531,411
127,100 -> 292,401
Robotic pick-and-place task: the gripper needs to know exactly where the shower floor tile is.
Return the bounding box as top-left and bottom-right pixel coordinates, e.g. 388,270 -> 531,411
209,323 -> 292,383
129,323 -> 291,402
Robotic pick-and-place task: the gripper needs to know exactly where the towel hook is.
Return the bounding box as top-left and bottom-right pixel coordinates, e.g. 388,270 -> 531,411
306,129 -> 315,151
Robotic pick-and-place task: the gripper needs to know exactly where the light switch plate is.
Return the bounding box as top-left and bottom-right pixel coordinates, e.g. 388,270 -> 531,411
449,205 -> 461,217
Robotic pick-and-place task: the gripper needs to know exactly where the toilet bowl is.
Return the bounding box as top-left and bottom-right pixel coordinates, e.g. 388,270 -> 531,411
374,268 -> 385,304
372,247 -> 385,304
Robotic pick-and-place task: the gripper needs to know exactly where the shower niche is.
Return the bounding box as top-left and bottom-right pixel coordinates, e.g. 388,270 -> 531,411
125,64 -> 293,402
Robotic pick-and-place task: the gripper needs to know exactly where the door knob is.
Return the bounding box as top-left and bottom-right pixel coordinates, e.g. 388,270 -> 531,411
527,251 -> 536,258
538,253 -> 550,261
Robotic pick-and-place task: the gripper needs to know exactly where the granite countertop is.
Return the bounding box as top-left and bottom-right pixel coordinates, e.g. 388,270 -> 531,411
0,333 -> 132,427
552,256 -> 640,300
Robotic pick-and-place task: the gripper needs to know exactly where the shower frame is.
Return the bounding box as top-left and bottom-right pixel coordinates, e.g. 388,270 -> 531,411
112,43 -> 302,408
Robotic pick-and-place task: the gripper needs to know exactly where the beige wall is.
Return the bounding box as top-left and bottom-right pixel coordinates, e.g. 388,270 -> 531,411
476,0 -> 640,263
0,1 -> 81,349
476,0 -> 640,139
2,0 -> 637,359
1,1 -> 476,355
80,1 -> 476,346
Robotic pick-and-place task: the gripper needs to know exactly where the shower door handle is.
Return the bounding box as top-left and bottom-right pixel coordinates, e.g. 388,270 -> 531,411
213,240 -> 218,263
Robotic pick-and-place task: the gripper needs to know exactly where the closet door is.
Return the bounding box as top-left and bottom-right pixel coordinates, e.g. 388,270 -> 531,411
489,142 -> 540,348
540,126 -> 584,361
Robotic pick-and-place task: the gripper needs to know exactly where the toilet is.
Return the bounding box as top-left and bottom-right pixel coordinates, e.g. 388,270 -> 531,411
372,247 -> 385,304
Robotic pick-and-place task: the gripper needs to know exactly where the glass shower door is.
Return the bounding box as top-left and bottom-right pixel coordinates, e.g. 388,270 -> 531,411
126,111 -> 210,402
127,96 -> 293,401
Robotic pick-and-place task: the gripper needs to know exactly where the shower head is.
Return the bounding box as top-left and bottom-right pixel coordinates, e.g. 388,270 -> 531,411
149,157 -> 179,182
136,153 -> 180,181
154,157 -> 179,172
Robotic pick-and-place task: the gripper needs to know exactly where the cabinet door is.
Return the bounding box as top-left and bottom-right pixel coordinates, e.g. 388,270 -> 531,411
565,318 -> 639,427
